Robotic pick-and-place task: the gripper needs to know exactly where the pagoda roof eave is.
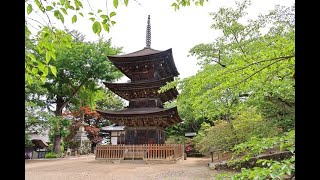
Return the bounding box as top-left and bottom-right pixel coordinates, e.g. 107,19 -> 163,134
103,76 -> 175,89
97,106 -> 177,116
107,48 -> 167,59
103,76 -> 178,102
97,107 -> 183,128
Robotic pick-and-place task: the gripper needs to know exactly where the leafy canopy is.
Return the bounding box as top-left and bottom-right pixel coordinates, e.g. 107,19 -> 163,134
25,0 -> 208,84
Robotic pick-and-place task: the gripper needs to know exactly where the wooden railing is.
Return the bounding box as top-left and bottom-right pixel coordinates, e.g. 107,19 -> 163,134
95,144 -> 184,161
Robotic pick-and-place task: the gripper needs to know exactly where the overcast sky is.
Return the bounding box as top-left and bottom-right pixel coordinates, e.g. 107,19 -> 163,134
28,0 -> 294,81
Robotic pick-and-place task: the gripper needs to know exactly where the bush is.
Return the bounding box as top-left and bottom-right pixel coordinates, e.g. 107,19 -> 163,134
45,152 -> 58,158
193,108 -> 279,155
165,135 -> 187,144
194,120 -> 235,155
216,130 -> 295,179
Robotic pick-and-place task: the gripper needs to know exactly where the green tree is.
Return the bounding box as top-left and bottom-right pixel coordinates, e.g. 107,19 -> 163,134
34,31 -> 123,154
161,0 -> 295,131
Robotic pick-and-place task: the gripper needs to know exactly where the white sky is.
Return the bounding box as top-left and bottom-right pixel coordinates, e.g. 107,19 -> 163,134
27,0 -> 294,81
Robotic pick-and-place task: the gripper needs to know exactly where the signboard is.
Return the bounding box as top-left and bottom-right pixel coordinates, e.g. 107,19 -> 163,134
111,137 -> 117,145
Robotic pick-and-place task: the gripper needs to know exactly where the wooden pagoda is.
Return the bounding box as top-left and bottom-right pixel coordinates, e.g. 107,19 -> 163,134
97,15 -> 182,145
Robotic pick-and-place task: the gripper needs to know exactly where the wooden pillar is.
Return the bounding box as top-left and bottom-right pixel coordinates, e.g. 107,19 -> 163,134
157,128 -> 160,144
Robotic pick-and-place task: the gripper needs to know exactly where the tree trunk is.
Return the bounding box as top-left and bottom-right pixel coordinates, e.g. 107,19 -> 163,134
53,135 -> 62,155
53,97 -> 64,155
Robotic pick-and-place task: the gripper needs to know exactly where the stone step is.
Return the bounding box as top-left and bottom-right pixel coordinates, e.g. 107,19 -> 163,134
120,159 -> 146,164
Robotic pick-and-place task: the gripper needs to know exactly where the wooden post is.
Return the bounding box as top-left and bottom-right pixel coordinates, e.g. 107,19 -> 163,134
133,144 -> 134,160
211,152 -> 214,163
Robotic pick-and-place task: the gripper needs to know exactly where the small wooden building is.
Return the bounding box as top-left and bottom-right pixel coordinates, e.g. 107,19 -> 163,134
100,124 -> 125,145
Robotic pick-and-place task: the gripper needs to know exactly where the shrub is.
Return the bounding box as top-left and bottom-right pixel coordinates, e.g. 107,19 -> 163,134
193,107 -> 279,155
45,152 -> 58,158
216,130 -> 295,179
165,135 -> 187,144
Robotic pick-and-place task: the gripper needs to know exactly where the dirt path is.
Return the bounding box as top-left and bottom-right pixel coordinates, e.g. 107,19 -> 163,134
25,155 -> 219,180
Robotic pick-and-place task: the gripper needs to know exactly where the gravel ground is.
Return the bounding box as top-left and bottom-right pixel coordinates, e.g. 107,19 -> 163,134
25,155 -> 219,180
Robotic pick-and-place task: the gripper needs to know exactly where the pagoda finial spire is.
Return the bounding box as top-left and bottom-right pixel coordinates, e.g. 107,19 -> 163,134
146,15 -> 151,48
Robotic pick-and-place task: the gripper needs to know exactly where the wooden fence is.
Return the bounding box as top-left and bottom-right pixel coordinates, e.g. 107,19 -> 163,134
95,144 -> 184,161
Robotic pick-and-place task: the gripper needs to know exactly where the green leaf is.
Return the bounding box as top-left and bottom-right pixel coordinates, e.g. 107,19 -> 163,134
79,12 -> 84,17
46,51 -> 51,63
32,68 -> 38,74
26,74 -> 33,84
43,32 -> 50,39
40,76 -> 46,84
89,12 -> 94,16
65,41 -> 72,48
46,6 -> 53,11
48,51 -> 56,60
29,54 -> 36,61
111,21 -> 116,25
60,0 -> 65,5
270,173 -> 277,178
35,0 -> 44,12
102,23 -> 110,32
92,21 -> 102,35
60,8 -> 68,15
38,62 -> 45,72
98,9 -> 102,13
124,0 -> 129,6
286,167 -> 292,175
100,15 -> 109,20
54,10 -> 60,20
44,66 -> 49,76
113,0 -> 118,8
110,11 -> 116,17
89,17 -> 95,22
72,15 -> 77,24
50,65 -> 57,77
68,6 -> 75,10
27,4 -> 33,14
74,0 -> 83,8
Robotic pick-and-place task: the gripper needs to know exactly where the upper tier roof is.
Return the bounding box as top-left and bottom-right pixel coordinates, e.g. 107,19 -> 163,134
107,48 -> 179,81
109,48 -> 161,57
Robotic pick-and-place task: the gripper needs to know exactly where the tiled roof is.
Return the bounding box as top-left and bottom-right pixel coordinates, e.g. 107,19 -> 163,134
109,48 -> 161,57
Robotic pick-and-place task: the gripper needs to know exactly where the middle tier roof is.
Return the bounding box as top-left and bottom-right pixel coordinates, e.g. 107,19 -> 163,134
104,76 -> 178,102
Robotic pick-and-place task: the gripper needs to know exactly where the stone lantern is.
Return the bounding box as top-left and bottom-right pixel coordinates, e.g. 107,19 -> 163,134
72,121 -> 91,155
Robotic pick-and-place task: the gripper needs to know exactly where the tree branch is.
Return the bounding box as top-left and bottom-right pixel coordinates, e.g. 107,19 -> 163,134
40,0 -> 53,28
229,58 -> 285,88
87,0 -> 99,18
234,34 -> 246,55
226,55 -> 294,74
26,17 -> 47,27
25,19 -> 41,31
59,77 -> 90,111
212,59 -> 226,68
35,9 -> 51,27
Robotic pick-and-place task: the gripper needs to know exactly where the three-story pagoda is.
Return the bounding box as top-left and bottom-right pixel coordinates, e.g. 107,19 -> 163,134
97,15 -> 182,144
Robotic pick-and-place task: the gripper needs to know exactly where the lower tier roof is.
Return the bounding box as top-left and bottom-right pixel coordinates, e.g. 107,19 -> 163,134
97,107 -> 182,128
